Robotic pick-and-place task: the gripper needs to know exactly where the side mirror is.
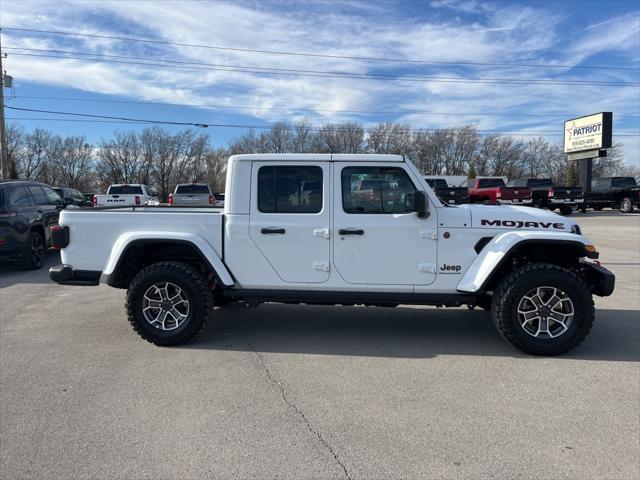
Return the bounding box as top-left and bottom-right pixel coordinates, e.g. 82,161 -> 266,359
406,190 -> 429,218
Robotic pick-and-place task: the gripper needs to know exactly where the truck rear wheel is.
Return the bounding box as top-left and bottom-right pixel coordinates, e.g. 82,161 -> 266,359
491,263 -> 594,356
126,262 -> 212,346
620,198 -> 634,213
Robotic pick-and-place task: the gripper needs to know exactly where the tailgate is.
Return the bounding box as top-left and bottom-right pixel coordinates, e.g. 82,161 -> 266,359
436,187 -> 468,204
550,187 -> 583,200
98,195 -> 135,206
501,187 -> 531,200
173,194 -> 210,206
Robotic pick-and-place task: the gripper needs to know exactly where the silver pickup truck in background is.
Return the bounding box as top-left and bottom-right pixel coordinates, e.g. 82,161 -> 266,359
169,183 -> 215,207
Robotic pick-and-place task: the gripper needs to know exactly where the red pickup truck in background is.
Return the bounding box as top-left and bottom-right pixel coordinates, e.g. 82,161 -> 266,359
462,177 -> 532,205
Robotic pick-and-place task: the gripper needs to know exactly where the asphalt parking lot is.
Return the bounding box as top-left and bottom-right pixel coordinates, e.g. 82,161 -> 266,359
1,211 -> 638,479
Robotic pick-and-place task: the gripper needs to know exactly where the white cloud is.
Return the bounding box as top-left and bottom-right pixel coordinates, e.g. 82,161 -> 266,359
1,0 -> 638,164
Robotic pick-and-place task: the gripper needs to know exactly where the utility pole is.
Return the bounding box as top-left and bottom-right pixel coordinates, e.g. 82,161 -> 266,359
0,31 -> 9,180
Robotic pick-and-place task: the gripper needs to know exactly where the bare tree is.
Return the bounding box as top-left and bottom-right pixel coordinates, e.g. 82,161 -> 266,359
314,122 -> 364,153
292,119 -> 316,153
204,147 -> 228,192
263,122 -> 294,153
17,128 -> 56,180
96,131 -> 146,190
55,136 -> 94,190
366,123 -> 412,155
5,123 -> 24,179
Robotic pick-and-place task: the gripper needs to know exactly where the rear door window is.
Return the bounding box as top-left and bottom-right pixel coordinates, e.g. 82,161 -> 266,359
8,186 -> 34,207
258,166 -> 323,213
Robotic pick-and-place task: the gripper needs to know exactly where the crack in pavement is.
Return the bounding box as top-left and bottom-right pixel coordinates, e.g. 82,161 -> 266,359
241,327 -> 351,480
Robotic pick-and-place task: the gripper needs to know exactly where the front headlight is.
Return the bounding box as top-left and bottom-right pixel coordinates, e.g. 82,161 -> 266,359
571,224 -> 581,235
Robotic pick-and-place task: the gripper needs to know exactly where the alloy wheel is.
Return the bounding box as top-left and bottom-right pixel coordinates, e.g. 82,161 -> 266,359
31,234 -> 45,267
142,282 -> 190,330
517,286 -> 574,339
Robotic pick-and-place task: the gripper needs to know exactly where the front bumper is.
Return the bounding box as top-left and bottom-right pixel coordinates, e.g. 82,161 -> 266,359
49,264 -> 101,286
581,262 -> 615,297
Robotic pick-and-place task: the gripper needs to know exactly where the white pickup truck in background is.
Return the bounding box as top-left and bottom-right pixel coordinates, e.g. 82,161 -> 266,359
93,184 -> 159,207
169,183 -> 215,207
50,154 -> 614,356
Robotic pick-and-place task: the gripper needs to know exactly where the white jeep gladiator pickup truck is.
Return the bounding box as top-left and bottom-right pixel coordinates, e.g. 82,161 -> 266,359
49,154 -> 614,355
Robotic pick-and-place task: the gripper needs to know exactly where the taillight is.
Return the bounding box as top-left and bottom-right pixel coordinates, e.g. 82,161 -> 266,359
496,188 -> 502,199
208,195 -> 214,205
548,188 -> 555,198
168,194 -> 174,206
0,210 -> 17,218
135,195 -> 141,205
50,225 -> 70,249
92,195 -> 97,206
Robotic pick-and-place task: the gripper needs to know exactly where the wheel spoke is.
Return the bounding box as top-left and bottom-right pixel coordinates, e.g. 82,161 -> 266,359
518,285 -> 575,340
142,282 -> 190,331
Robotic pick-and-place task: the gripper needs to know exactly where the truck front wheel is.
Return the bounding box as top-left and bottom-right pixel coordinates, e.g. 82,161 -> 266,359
620,198 -> 634,213
126,262 -> 212,346
491,263 -> 594,355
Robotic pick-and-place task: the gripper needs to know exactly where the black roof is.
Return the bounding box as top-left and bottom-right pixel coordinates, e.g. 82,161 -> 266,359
0,179 -> 48,187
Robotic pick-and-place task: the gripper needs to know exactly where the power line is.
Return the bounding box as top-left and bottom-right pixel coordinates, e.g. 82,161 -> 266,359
6,108 -> 640,136
5,105 -> 210,128
7,51 -> 639,87
10,95 -> 640,119
3,26 -> 638,72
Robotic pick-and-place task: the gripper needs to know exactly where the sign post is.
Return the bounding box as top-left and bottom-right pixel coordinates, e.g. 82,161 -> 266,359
563,112 -> 612,193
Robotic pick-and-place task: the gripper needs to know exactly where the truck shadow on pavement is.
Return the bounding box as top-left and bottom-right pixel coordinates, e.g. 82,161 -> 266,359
0,252 -> 60,288
187,304 -> 640,362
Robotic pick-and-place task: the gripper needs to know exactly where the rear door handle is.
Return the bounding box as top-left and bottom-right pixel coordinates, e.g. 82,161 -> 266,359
261,227 -> 286,234
338,228 -> 364,235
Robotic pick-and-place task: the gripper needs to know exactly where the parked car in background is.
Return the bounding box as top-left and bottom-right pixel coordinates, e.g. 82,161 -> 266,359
53,187 -> 94,208
93,184 -> 159,207
212,192 -> 225,208
425,178 -> 469,205
507,178 -> 583,215
169,183 -> 215,207
463,177 -> 532,205
583,177 -> 640,213
0,180 -> 64,269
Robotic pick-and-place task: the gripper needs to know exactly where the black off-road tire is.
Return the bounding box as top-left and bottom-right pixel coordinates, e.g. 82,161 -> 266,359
20,230 -> 45,270
620,198 -> 634,213
126,262 -> 212,346
491,263 -> 594,356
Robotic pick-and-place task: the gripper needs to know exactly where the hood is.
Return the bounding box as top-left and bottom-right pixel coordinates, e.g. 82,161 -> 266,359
460,204 -> 578,233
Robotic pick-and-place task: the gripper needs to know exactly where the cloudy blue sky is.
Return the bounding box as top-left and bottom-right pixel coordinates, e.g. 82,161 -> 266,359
1,0 -> 639,165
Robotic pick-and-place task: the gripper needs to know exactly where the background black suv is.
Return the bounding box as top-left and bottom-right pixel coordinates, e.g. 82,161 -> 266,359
0,180 -> 64,269
53,187 -> 94,207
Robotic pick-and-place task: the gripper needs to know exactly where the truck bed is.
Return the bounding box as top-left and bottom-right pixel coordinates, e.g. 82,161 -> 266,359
58,207 -> 223,272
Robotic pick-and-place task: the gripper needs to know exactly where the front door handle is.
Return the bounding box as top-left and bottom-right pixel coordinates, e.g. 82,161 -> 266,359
261,227 -> 286,234
338,228 -> 364,235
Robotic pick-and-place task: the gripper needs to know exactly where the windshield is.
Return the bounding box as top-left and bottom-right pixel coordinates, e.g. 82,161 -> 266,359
108,185 -> 144,195
175,184 -> 210,194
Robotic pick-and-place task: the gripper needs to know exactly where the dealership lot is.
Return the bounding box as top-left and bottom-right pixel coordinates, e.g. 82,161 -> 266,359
1,212 -> 638,479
